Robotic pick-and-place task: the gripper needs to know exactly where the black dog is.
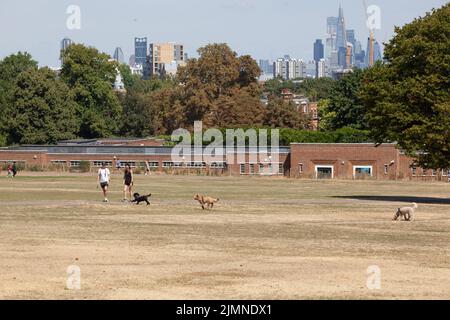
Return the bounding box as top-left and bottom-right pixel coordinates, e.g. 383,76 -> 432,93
132,193 -> 152,205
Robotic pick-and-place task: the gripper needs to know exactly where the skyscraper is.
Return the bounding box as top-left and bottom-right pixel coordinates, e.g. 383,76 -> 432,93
259,59 -> 272,75
317,59 -> 327,78
374,41 -> 383,62
113,47 -> 125,64
134,37 -> 148,66
365,37 -> 383,66
313,39 -> 324,62
336,5 -> 347,50
327,17 -> 339,38
346,30 -> 356,47
60,37 -> 72,63
314,39 -> 325,78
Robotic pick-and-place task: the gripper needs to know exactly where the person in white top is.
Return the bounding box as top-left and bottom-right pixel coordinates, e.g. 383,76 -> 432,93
98,162 -> 111,203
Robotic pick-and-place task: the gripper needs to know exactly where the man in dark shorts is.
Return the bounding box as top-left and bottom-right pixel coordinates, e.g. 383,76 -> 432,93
98,162 -> 111,203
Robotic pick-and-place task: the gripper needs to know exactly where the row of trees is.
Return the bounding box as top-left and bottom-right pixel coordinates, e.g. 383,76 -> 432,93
0,3 -> 448,168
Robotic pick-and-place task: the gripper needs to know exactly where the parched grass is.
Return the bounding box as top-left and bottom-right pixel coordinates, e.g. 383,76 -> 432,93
0,173 -> 449,299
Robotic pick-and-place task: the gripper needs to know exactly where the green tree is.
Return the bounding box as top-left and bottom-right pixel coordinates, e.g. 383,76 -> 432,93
327,68 -> 367,130
0,52 -> 38,145
361,4 -> 450,169
9,68 -> 78,144
296,78 -> 336,101
317,99 -> 336,131
61,44 -> 122,138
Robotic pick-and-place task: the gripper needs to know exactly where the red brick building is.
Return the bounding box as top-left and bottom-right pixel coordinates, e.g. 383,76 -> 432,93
290,143 -> 449,181
0,141 -> 447,181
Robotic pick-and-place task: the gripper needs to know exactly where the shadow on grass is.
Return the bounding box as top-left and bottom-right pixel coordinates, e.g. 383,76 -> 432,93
334,195 -> 450,205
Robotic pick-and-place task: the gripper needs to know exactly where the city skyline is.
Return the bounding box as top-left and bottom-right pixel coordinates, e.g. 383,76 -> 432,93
0,0 -> 447,67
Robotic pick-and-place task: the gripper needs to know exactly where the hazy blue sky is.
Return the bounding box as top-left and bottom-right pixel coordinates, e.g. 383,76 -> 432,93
0,0 -> 447,67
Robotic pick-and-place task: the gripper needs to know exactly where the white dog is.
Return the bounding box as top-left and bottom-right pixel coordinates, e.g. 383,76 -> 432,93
393,203 -> 418,221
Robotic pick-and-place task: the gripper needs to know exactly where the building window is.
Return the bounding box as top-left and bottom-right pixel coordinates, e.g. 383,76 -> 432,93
432,169 -> 436,177
384,165 -> 388,175
353,166 -> 373,179
147,161 -> 159,168
118,161 -> 137,168
70,161 -> 81,167
411,166 -> 417,176
163,162 -> 182,168
249,164 -> 255,175
210,162 -> 225,169
278,164 -> 284,175
51,160 -> 67,166
92,161 -> 113,168
240,164 -> 246,175
299,163 -> 304,174
186,162 -> 206,169
315,165 -> 334,180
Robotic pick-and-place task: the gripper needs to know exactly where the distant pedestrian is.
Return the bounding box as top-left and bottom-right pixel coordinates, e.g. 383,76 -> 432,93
116,159 -> 121,172
447,170 -> 450,183
123,164 -> 134,202
98,162 -> 111,203
7,163 -> 13,178
12,162 -> 17,177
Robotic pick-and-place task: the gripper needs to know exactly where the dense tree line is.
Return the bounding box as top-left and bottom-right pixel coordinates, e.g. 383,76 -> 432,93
0,3 -> 448,169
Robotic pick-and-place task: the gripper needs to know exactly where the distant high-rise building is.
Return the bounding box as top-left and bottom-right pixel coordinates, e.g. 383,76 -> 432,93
346,30 -> 356,47
374,41 -> 382,62
336,5 -> 347,50
274,57 -> 305,80
113,47 -> 125,64
60,37 -> 73,63
313,39 -> 324,62
327,17 -> 339,37
147,42 -> 186,77
259,59 -> 272,75
134,37 -> 148,66
338,47 -> 348,68
317,59 -> 327,78
314,39 -> 324,78
365,37 -> 383,66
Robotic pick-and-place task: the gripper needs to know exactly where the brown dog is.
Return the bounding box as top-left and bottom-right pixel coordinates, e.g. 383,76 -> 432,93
194,194 -> 219,210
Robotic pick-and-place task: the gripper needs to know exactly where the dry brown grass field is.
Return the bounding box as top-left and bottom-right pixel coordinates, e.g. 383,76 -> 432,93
0,173 -> 449,300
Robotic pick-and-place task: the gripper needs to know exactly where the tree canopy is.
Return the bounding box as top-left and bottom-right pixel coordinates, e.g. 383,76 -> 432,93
361,3 -> 450,169
9,68 -> 78,144
61,44 -> 122,138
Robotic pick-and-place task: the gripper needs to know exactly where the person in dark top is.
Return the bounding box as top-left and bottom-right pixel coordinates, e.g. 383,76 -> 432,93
12,162 -> 17,177
123,164 -> 134,202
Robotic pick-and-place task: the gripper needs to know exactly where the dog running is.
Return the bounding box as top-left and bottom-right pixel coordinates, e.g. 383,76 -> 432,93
131,193 -> 152,205
194,194 -> 219,210
393,203 -> 418,221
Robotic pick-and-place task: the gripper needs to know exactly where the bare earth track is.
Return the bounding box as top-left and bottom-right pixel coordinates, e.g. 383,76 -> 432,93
0,173 -> 449,299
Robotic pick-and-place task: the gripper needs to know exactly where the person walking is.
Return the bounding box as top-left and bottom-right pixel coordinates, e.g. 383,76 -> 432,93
98,162 -> 111,203
12,162 -> 17,177
123,164 -> 134,202
7,163 -> 13,178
